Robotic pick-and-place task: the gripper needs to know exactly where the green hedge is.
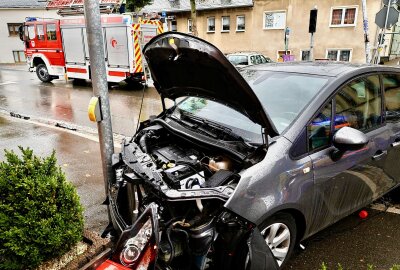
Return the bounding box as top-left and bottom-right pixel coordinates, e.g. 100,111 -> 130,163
0,147 -> 84,269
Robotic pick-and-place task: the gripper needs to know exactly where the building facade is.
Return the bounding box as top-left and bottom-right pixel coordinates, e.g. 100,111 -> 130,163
0,0 -> 59,63
142,0 -> 397,63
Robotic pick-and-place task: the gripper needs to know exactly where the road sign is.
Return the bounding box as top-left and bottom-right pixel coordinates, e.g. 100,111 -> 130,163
375,6 -> 399,28
162,11 -> 166,17
383,0 -> 398,6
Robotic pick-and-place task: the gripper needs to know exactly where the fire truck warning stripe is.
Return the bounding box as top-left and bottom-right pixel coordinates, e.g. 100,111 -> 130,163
108,71 -> 126,77
66,67 -> 87,73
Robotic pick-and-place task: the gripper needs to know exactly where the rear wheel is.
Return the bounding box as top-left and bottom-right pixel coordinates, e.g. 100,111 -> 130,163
36,63 -> 53,82
260,213 -> 297,268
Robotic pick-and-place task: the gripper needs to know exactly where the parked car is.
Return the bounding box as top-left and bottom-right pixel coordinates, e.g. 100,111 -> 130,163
227,52 -> 272,68
92,33 -> 400,270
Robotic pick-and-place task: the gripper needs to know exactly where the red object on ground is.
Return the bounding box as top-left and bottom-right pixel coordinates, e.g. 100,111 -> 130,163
359,210 -> 368,219
96,260 -> 131,270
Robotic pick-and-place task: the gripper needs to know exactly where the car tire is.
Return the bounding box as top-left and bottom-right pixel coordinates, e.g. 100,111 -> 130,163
36,63 -> 53,83
260,212 -> 297,268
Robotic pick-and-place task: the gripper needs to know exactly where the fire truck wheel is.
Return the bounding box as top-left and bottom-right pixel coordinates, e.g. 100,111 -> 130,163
36,63 -> 53,83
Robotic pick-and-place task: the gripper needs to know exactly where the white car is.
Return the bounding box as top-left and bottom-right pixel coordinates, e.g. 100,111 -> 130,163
226,52 -> 272,68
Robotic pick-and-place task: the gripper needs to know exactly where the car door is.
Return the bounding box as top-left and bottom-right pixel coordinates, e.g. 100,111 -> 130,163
307,74 -> 395,233
382,73 -> 400,184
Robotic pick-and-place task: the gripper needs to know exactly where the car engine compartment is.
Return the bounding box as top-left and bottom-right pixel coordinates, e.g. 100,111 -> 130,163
110,118 -> 264,269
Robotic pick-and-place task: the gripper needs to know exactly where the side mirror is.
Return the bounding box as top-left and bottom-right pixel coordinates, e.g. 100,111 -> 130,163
18,25 -> 24,42
330,127 -> 369,161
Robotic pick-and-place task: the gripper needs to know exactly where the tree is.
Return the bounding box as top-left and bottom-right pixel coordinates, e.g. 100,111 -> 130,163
190,0 -> 198,36
127,0 -> 151,12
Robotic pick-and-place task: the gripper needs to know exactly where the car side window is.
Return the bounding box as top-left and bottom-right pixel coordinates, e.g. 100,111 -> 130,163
308,102 -> 332,151
250,56 -> 257,65
382,74 -> 400,123
335,75 -> 382,132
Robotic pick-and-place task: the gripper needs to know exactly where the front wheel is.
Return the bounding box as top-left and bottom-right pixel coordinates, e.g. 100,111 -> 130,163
260,213 -> 297,267
36,63 -> 53,82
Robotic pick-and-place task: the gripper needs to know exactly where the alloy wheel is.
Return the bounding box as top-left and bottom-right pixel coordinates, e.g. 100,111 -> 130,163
261,222 -> 291,266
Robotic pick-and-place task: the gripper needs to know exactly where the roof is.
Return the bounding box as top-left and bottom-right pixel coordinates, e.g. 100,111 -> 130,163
246,61 -> 386,77
227,52 -> 263,56
140,0 -> 253,13
0,0 -> 47,8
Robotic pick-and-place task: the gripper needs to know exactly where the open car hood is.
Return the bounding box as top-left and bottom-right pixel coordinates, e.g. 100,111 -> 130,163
143,32 -> 278,137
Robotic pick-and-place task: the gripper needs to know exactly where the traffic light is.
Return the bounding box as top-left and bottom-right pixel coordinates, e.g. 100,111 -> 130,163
309,9 -> 318,33
378,33 -> 386,44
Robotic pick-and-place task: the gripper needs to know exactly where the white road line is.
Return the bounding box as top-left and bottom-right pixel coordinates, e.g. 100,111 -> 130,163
0,81 -> 17,86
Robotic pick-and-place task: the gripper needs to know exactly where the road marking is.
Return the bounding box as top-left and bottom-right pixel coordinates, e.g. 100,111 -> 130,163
369,203 -> 400,214
0,81 -> 16,86
0,110 -> 122,149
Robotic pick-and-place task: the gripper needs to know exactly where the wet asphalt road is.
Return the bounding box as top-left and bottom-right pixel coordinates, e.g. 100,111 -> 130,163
1,66 -> 400,269
0,66 -> 164,137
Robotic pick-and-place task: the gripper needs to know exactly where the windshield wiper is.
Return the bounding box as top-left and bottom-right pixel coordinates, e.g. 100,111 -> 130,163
180,111 -> 245,142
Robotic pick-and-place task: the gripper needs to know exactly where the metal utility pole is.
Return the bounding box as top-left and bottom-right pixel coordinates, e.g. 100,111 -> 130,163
377,0 -> 392,64
84,0 -> 116,194
361,0 -> 372,63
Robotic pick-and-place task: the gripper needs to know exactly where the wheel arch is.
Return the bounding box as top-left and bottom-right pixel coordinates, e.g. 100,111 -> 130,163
258,207 -> 307,244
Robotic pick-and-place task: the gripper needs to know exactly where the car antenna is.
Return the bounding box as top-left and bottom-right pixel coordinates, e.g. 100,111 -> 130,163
135,84 -> 146,133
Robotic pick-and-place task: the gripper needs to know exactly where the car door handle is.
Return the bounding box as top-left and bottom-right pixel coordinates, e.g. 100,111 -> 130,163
391,141 -> 400,148
372,150 -> 387,160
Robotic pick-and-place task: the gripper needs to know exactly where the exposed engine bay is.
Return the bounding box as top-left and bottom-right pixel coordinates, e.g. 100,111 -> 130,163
109,116 -> 267,269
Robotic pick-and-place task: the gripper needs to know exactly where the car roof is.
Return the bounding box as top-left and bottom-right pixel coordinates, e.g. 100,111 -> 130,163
227,52 -> 262,56
245,61 -> 400,77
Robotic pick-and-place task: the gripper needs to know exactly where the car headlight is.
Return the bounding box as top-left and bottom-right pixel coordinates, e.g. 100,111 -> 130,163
120,218 -> 153,267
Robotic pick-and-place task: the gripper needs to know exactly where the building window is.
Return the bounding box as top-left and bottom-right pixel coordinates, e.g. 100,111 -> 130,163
326,49 -> 352,61
13,51 -> 26,63
330,7 -> 357,27
236,15 -> 245,31
207,17 -> 215,32
221,16 -> 230,32
187,19 -> 192,33
7,23 -> 22,36
46,24 -> 57,40
264,11 -> 286,29
301,50 -> 310,61
36,24 -> 45,40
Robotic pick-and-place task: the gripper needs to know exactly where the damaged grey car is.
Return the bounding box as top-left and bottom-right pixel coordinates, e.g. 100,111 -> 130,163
88,33 -> 400,270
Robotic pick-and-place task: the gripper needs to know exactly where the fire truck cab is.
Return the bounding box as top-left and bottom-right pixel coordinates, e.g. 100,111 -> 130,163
21,17 -> 65,82
20,14 -> 163,86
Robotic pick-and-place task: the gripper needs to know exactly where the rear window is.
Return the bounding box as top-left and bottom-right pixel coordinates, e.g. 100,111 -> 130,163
227,55 -> 248,65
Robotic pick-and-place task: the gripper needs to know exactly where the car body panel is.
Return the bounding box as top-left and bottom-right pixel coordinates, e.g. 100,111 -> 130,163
143,32 -> 278,136
225,63 -> 400,241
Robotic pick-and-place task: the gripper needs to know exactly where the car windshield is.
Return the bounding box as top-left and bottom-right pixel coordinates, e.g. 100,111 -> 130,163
242,70 -> 329,133
174,71 -> 329,143
227,55 -> 248,65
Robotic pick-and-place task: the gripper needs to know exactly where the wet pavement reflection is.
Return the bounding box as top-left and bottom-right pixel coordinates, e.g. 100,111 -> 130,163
0,68 -> 164,136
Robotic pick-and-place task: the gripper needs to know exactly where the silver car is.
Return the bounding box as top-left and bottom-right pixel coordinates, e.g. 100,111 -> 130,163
91,33 -> 400,270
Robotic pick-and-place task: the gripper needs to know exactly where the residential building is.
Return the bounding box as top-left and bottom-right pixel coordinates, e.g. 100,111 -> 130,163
141,0 -> 398,63
0,0 -> 59,63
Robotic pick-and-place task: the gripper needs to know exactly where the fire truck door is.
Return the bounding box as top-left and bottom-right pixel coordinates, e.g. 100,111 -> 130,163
34,23 -> 46,48
44,23 -> 64,66
104,26 -> 129,68
61,28 -> 86,65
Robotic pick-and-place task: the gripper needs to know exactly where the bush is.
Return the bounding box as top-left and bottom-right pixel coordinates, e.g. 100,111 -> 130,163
0,147 -> 84,269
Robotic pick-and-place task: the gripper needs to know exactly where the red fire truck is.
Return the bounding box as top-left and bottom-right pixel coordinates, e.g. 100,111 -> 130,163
21,13 -> 163,86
